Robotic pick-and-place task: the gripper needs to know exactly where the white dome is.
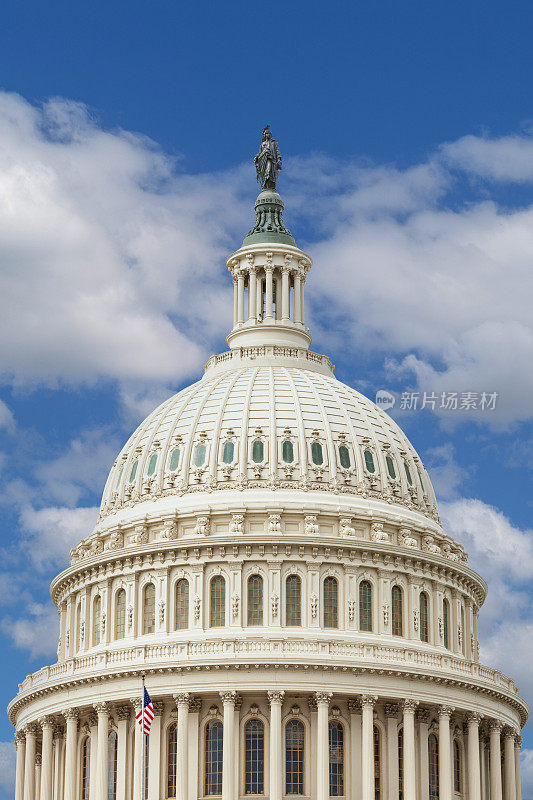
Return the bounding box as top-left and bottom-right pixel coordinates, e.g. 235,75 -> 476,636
100,356 -> 438,524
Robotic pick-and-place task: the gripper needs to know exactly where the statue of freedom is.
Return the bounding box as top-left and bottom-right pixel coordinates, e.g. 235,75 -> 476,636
254,125 -> 283,191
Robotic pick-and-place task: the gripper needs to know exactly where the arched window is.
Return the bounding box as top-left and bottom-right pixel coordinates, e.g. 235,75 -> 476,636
329,721 -> 344,796
359,580 -> 373,632
194,443 -> 206,467
428,734 -> 439,800
453,740 -> 462,793
147,453 -> 157,476
443,599 -> 450,649
108,731 -> 118,800
169,447 -> 180,471
323,576 -> 339,629
143,583 -> 155,634
374,726 -> 381,800
129,460 -> 138,483
115,589 -> 126,640
386,455 -> 396,479
338,445 -> 350,469
420,592 -> 429,643
460,606 -> 465,654
222,441 -> 234,464
398,728 -> 404,800
247,575 -> 263,626
210,576 -> 226,627
175,579 -> 189,630
80,736 -> 90,800
93,595 -> 101,646
167,723 -> 177,798
252,440 -> 264,463
244,718 -> 265,795
364,449 -> 375,473
392,585 -> 403,637
285,719 -> 305,795
404,461 -> 413,485
205,720 -> 223,795
285,575 -> 301,626
282,440 -> 294,463
311,441 -> 323,465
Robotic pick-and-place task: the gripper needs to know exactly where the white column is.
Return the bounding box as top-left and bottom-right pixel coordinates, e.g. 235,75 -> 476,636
300,276 -> 306,326
504,729 -> 517,800
175,693 -> 190,800
490,722 -> 503,800
248,267 -> 257,321
237,273 -> 245,325
385,705 -> 399,800
15,731 -> 26,800
294,272 -> 302,325
479,735 -> 487,800
268,691 -> 284,800
188,699 -> 201,800
402,700 -> 417,800
416,709 -> 430,800
115,706 -> 130,800
148,702 -> 163,800
35,756 -> 41,800
94,703 -> 110,800
233,279 -> 238,327
438,706 -> 453,800
39,718 -> 54,800
131,697 -> 143,800
361,696 -> 377,800
220,691 -> 237,800
23,724 -> 37,800
265,266 -> 274,320
62,710 -> 78,800
348,699 -> 362,800
316,692 -> 332,800
467,713 -> 482,800
515,734 -> 522,800
281,267 -> 290,321
89,713 -> 98,800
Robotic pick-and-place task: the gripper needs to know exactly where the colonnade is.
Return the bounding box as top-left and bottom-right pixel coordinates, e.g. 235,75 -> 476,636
232,263 -> 306,329
14,692 -> 522,800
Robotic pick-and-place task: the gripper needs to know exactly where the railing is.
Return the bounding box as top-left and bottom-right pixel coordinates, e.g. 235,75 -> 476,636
17,639 -> 519,698
204,348 -> 334,373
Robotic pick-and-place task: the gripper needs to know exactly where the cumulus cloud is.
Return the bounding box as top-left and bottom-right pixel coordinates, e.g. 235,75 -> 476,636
1,602 -> 58,658
0,741 -> 15,797
0,400 -> 14,431
442,132 -> 533,181
20,505 -> 98,568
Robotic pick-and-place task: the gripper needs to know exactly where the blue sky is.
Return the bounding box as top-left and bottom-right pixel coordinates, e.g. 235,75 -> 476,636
0,0 -> 532,794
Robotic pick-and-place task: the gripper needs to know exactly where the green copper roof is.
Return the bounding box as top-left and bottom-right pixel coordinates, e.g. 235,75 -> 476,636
243,189 -> 296,246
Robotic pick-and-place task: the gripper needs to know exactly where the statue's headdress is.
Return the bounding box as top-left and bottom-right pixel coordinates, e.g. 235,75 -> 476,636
262,124 -> 271,138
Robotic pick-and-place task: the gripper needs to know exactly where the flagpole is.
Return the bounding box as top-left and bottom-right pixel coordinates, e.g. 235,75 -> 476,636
141,673 -> 145,800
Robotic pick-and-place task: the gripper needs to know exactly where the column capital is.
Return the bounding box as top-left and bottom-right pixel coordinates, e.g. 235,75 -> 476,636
25,722 -> 39,736
93,702 -> 111,716
14,730 -> 25,746
130,696 -> 143,711
402,699 -> 419,713
189,697 -> 202,714
219,690 -> 238,707
62,708 -> 79,722
438,705 -> 454,718
87,712 -> 98,728
174,692 -> 191,708
39,716 -> 55,730
114,705 -> 131,721
466,712 -> 483,725
153,700 -> 165,716
361,695 -> 378,709
416,708 -> 431,724
503,725 -> 517,739
489,719 -> 504,733
384,703 -> 399,717
268,690 -> 285,705
347,698 -> 362,714
264,264 -> 274,275
514,733 -> 522,747
314,691 -> 332,706
52,725 -> 64,741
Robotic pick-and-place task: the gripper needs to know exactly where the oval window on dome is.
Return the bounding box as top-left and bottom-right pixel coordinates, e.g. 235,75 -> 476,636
194,443 -> 206,467
222,441 -> 234,464
282,440 -> 294,463
339,445 -> 351,469
364,449 -> 375,473
147,453 -> 157,476
129,460 -> 138,483
115,466 -> 123,489
169,447 -> 180,471
311,441 -> 323,465
417,467 -> 425,493
252,439 -> 264,463
386,455 -> 396,479
404,461 -> 413,485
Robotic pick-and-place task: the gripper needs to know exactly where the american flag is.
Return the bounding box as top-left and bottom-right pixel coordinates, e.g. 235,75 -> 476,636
136,687 -> 155,735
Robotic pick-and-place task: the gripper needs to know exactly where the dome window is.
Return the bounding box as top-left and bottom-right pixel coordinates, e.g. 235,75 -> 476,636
363,449 -> 375,473
129,460 -> 138,483
386,455 -> 396,479
339,445 -> 351,469
404,461 -> 413,485
169,447 -> 180,471
282,440 -> 294,463
252,439 -> 264,463
194,443 -> 206,467
222,441 -> 235,464
311,441 -> 323,466
147,453 -> 157,476
115,466 -> 123,489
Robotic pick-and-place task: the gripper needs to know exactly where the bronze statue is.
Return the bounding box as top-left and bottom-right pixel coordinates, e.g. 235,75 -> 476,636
254,125 -> 282,191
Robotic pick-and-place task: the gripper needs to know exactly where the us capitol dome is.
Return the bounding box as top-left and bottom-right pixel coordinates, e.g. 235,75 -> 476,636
9,128 -> 526,800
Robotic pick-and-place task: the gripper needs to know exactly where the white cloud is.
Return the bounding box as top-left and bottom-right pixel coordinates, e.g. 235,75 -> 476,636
424,443 -> 469,501
521,749 -> 533,800
1,602 -> 58,658
442,133 -> 533,181
20,505 -> 98,568
0,741 -> 15,797
0,400 -> 14,431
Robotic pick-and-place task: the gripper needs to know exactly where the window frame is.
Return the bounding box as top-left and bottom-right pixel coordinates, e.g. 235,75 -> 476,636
359,580 -> 373,632
247,574 -> 264,626
420,591 -> 429,643
142,583 -> 156,635
285,574 -> 302,627
328,719 -> 344,797
175,578 -> 189,631
244,717 -> 265,795
285,718 -> 305,796
209,575 -> 226,628
205,719 -> 224,796
391,585 -> 403,637
323,576 -> 339,629
114,588 -> 126,640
